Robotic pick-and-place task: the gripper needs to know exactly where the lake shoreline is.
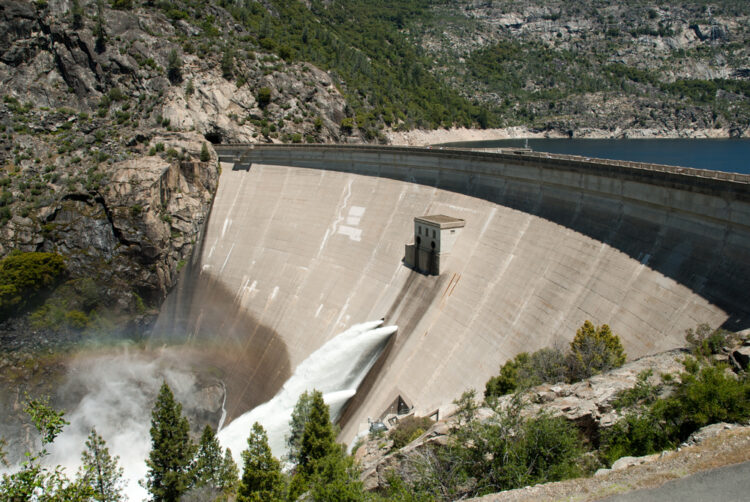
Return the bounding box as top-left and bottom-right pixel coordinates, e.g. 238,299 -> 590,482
386,126 -> 746,146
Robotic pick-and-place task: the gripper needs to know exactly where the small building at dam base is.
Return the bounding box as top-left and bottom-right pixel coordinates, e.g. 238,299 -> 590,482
405,215 -> 465,275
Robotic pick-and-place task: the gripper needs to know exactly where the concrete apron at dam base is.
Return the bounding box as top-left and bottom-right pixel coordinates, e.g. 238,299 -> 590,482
189,144 -> 750,445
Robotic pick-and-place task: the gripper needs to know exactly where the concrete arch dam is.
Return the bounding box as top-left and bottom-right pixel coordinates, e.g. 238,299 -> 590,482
164,144 -> 750,443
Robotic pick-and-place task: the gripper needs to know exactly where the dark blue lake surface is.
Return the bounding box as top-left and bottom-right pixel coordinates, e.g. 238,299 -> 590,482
436,138 -> 750,174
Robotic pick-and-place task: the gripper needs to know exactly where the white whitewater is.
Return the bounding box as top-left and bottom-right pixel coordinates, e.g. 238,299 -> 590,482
218,320 -> 397,464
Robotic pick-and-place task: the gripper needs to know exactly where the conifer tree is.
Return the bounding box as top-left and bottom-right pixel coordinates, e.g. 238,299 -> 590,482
79,428 -> 125,501
297,390 -> 337,478
286,390 -> 313,464
237,422 -> 284,502
145,382 -> 195,502
290,390 -> 367,501
199,143 -> 210,162
220,448 -> 239,494
192,425 -> 236,492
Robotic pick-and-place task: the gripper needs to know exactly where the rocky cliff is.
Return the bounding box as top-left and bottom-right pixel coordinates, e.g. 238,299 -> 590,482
0,0 -> 355,343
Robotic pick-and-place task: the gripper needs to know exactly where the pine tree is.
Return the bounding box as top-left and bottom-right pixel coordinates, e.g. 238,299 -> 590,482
237,422 -> 284,502
298,390 -> 337,478
199,143 -> 210,162
286,390 -> 313,464
220,448 -> 239,494
145,382 -> 195,502
79,428 -> 125,501
192,425 -> 225,490
291,390 -> 366,501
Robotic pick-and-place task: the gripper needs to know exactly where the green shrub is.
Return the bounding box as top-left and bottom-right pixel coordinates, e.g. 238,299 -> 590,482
485,352 -> 528,398
389,416 -> 434,450
340,117 -> 355,133
568,321 -> 626,381
485,347 -> 567,400
685,323 -> 732,358
257,87 -> 272,108
420,407 -> 584,498
602,359 -> 750,466
64,309 -> 90,330
0,252 -> 65,315
655,363 -> 750,441
612,369 -> 660,409
600,410 -> 672,466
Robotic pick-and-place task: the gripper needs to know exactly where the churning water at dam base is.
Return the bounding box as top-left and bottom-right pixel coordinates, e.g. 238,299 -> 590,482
25,320 -> 396,501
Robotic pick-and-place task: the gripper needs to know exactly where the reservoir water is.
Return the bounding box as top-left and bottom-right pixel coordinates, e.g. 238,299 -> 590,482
437,138 -> 750,174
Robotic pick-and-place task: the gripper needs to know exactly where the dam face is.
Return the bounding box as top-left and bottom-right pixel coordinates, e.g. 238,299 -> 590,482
195,145 -> 750,443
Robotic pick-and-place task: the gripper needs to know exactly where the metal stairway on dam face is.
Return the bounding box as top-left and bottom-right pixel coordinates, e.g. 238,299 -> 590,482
203,143 -> 750,443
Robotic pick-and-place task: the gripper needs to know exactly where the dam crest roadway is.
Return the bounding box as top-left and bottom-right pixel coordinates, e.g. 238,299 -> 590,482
168,143 -> 750,445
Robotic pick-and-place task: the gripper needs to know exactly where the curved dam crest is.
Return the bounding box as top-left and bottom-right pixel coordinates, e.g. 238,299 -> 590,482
183,144 -> 750,443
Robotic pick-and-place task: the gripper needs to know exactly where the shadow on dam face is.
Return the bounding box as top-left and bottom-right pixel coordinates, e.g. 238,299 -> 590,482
152,260 -> 291,423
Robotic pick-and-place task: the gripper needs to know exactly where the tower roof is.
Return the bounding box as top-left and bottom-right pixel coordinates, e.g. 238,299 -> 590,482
415,214 -> 466,229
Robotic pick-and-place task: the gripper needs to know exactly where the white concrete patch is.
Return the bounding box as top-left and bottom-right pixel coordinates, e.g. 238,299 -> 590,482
338,206 -> 365,241
337,225 -> 363,241
219,243 -> 235,273
221,218 -> 232,239
247,280 -> 258,298
346,206 -> 365,225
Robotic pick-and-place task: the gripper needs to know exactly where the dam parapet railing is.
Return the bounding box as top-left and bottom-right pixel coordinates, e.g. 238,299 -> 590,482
216,143 -> 750,190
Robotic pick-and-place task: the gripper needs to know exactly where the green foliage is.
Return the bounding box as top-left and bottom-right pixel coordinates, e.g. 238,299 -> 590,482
0,251 -> 66,316
389,416 -> 434,450
485,352 -> 529,398
600,410 -> 671,466
602,357 -> 750,466
221,49 -> 234,80
70,0 -> 84,29
286,390 -> 313,465
308,451 -> 367,502
200,143 -> 210,162
656,363 -> 750,440
612,369 -> 660,409
340,117 -> 355,134
145,382 -> 195,502
221,0 -> 485,130
685,323 -> 732,358
1,396 -> 94,501
404,401 -> 584,499
298,391 -> 338,478
111,0 -> 132,9
237,422 -> 284,502
94,0 -> 106,53
568,321 -> 626,381
79,428 -> 125,501
192,425 -> 238,496
167,49 -> 183,84
256,87 -> 272,108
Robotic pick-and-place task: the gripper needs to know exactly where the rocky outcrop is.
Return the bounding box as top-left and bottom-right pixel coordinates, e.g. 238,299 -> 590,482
355,349 -> 689,492
0,0 -> 354,338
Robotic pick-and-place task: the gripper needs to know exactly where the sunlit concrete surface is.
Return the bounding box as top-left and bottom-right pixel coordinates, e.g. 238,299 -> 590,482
190,145 -> 750,443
